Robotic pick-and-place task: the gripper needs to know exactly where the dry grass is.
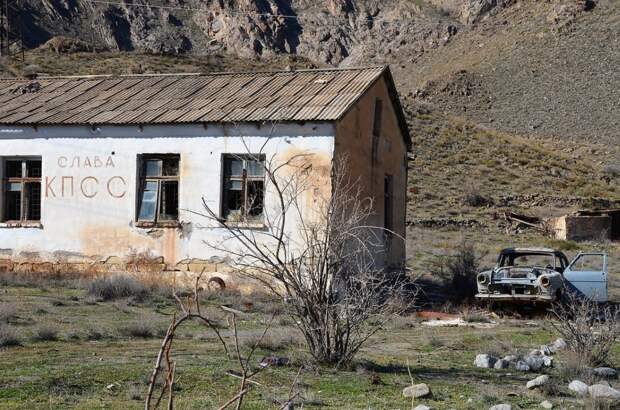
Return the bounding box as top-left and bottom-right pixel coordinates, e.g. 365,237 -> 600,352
241,329 -> 301,352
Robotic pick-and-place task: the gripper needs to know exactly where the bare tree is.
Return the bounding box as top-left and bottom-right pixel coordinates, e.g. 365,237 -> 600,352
194,141 -> 413,367
145,271 -> 275,410
548,291 -> 620,367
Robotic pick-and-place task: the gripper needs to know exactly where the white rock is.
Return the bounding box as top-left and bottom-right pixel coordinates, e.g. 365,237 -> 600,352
542,356 -> 553,367
494,359 -> 509,369
474,354 -> 497,368
539,345 -> 552,356
529,349 -> 543,357
593,367 -> 618,379
527,375 -> 550,389
413,406 -> 431,410
403,383 -> 431,399
525,355 -> 545,371
549,338 -> 566,352
568,380 -> 588,396
540,400 -> 553,409
489,404 -> 511,410
503,355 -> 519,363
515,361 -> 530,371
588,384 -> 620,400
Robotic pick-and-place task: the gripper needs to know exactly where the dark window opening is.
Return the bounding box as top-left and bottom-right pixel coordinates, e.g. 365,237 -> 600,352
3,158 -> 42,223
384,174 -> 393,233
137,155 -> 180,223
222,155 -> 265,223
372,98 -> 383,162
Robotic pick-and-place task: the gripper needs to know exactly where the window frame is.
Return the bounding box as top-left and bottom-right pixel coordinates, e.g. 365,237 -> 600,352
1,157 -> 43,226
136,154 -> 180,228
221,154 -> 266,226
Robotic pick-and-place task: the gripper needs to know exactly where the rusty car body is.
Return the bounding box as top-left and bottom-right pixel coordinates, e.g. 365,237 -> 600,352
475,247 -> 608,304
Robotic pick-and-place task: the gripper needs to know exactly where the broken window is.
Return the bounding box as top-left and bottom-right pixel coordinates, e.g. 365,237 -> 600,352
222,155 -> 265,223
3,158 -> 42,222
372,98 -> 383,162
137,155 -> 179,223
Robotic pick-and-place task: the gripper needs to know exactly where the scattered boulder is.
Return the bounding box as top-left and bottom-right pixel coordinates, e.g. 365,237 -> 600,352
540,400 -> 553,409
489,404 -> 511,410
503,355 -> 519,363
568,380 -> 589,396
494,359 -> 509,370
542,356 -> 553,368
524,355 -> 545,371
515,361 -> 530,372
588,384 -> 620,401
527,375 -> 550,390
474,354 -> 497,368
549,338 -> 566,353
403,383 -> 432,399
529,349 -> 543,357
592,367 -> 618,379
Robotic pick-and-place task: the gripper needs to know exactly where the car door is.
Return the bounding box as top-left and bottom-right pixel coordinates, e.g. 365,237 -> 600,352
563,252 -> 608,302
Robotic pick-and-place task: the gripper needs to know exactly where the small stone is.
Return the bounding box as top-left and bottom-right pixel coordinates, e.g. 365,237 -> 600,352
403,383 -> 431,399
474,354 -> 497,368
549,338 -> 566,352
503,355 -> 518,363
543,356 -> 553,367
529,349 -> 543,357
413,406 -> 431,410
592,367 -> 618,379
494,359 -> 509,369
588,384 -> 620,400
527,375 -> 550,389
540,400 -> 553,409
568,380 -> 589,396
515,361 -> 530,371
489,404 -> 511,410
539,345 -> 552,356
525,355 -> 545,371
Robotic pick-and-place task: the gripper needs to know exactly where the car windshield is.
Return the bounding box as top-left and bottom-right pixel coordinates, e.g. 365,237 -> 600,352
499,253 -> 556,269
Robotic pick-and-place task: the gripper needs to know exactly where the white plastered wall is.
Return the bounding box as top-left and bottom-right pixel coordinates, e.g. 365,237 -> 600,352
0,122 -> 335,265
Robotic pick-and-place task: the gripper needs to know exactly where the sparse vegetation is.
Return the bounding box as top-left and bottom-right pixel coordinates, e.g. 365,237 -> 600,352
86,275 -> 150,302
31,326 -> 59,342
432,242 -> 482,304
119,322 -> 155,339
549,292 -> 620,367
0,324 -> 21,347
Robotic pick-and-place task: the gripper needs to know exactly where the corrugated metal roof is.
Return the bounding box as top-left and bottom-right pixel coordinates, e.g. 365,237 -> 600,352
0,66 -> 412,149
0,67 -> 385,126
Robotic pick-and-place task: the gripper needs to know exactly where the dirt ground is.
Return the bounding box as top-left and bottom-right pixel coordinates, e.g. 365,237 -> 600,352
0,265 -> 619,410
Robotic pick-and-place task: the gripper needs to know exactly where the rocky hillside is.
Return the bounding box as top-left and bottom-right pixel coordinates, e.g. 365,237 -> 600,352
4,0 -> 620,227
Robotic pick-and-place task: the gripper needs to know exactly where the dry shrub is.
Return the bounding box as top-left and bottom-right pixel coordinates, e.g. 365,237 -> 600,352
432,242 -> 484,304
549,292 -> 619,367
86,275 -> 150,302
241,329 -> 301,352
0,324 -> 21,347
32,326 -> 59,342
0,303 -> 17,323
463,185 -> 492,207
119,322 -> 155,339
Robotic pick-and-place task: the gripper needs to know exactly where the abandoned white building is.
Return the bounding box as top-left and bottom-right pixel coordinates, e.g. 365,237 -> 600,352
0,66 -> 410,282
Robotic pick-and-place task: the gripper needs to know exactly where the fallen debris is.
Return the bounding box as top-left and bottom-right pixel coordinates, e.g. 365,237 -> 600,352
422,318 -> 497,328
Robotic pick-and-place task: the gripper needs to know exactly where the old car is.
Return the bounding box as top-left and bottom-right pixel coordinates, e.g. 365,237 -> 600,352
476,247 -> 608,304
